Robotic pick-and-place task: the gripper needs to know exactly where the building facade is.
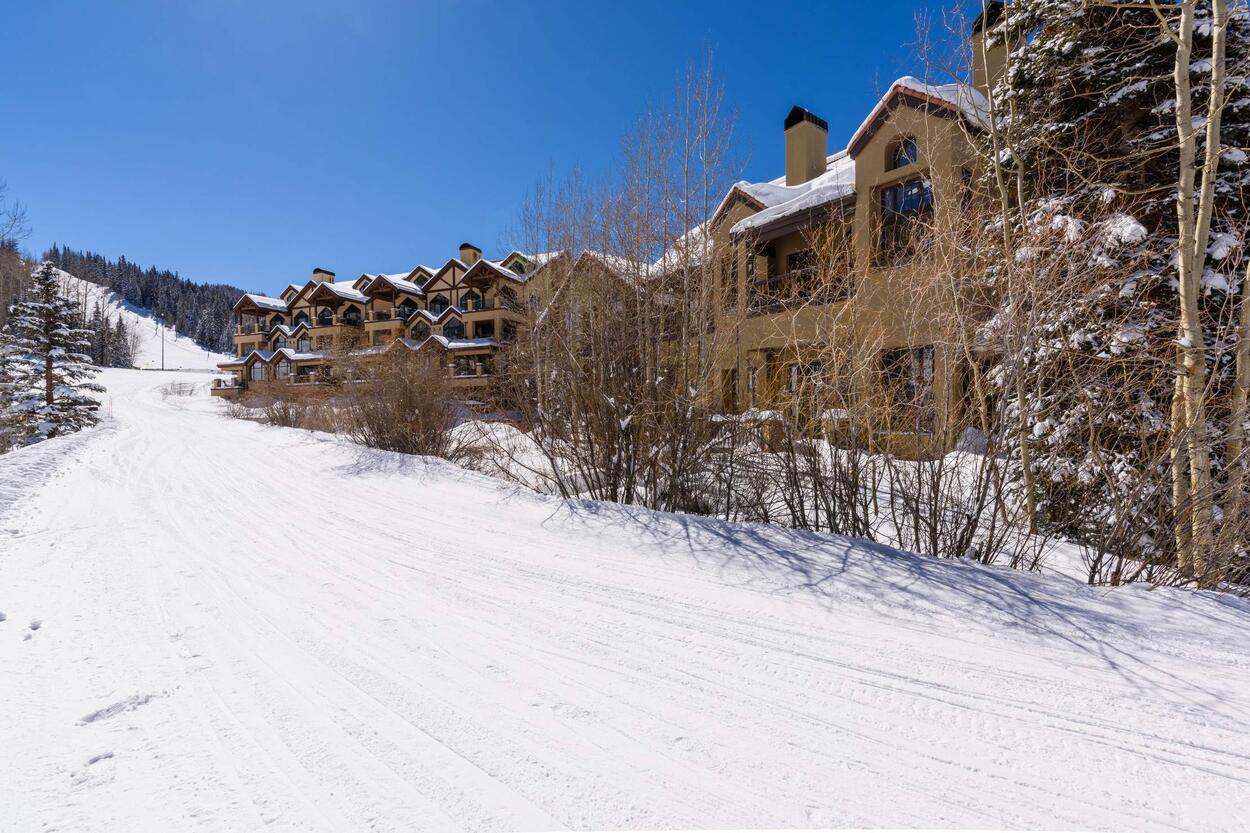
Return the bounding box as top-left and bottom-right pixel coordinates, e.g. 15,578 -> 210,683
214,243 -> 533,398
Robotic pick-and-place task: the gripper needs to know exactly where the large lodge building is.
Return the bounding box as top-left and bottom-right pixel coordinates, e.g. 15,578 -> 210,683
215,243 -> 535,397
216,5 -> 1009,451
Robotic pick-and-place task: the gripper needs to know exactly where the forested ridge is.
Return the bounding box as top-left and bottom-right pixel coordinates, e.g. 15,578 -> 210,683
43,244 -> 243,353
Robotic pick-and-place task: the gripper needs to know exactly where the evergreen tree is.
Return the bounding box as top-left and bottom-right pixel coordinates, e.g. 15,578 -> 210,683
978,0 -> 1250,571
87,300 -> 105,364
0,262 -> 104,443
42,245 -> 243,354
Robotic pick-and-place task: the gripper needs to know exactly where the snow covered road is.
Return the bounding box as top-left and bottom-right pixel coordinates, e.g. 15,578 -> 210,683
2,369 -> 1249,832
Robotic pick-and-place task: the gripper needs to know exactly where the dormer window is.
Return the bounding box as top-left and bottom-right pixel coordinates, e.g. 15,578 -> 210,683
889,137 -> 919,170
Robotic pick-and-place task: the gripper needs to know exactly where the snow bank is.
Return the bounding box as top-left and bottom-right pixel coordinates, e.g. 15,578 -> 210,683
1,369 -> 1248,832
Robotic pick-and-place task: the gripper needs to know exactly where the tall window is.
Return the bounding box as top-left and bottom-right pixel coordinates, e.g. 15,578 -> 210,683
249,363 -> 265,382
342,306 -> 362,325
881,345 -> 935,430
275,336 -> 288,349
462,290 -> 482,311
722,251 -> 739,308
297,336 -> 311,352
294,311 -> 310,326
316,307 -> 333,326
397,299 -> 418,319
442,318 -> 465,339
411,322 -> 431,340
877,178 -> 933,264
429,295 -> 450,315
889,136 -> 919,170
275,360 -> 290,379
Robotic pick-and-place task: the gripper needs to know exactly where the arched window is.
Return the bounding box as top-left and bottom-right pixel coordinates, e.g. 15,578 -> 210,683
342,305 -> 362,325
397,299 -> 418,319
269,314 -> 285,329
462,290 -> 482,311
429,295 -> 450,315
294,311 -> 310,326
411,321 -> 431,341
442,318 -> 465,339
317,307 -> 334,326
890,136 -> 919,170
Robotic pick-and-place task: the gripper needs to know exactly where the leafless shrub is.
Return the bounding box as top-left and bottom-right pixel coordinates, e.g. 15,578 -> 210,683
337,350 -> 461,459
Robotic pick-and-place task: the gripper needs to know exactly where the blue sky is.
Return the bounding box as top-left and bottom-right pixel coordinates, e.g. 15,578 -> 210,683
1,0 -> 975,295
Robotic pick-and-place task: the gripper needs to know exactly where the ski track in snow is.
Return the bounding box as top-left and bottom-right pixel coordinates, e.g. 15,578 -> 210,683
1,369 -> 1248,832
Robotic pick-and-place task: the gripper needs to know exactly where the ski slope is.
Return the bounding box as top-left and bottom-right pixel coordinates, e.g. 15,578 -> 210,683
55,269 -> 231,370
1,369 -> 1248,832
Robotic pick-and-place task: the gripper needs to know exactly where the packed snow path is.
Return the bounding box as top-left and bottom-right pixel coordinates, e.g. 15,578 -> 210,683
2,370 -> 1249,832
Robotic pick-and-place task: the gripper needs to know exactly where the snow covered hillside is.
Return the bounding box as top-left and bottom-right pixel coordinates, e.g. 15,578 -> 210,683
54,269 -> 230,370
1,370 -> 1249,832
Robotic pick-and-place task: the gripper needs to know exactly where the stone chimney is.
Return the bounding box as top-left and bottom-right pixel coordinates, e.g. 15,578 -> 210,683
784,106 -> 828,187
312,267 -> 335,283
459,243 -> 482,266
971,1 -> 1008,95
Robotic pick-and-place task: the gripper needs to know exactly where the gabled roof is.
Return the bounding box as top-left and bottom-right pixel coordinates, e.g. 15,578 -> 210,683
410,305 -> 464,324
306,280 -> 368,305
463,258 -> 527,285
424,258 -> 469,287
233,293 -> 289,314
268,322 -> 312,338
848,76 -> 990,158
360,273 -> 426,298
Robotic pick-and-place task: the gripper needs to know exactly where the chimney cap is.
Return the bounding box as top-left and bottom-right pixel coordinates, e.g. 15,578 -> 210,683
313,267 -> 335,276
459,242 -> 481,253
784,105 -> 828,132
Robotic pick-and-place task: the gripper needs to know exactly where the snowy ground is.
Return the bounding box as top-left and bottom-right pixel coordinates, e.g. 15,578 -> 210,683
1,369 -> 1249,832
55,270 -> 231,370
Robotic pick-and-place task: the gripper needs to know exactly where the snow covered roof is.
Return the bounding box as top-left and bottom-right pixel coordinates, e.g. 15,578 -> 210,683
464,258 -> 527,284
361,273 -> 426,297
426,335 -> 499,351
730,151 -> 857,237
848,76 -> 990,157
236,293 -> 289,313
308,281 -> 369,304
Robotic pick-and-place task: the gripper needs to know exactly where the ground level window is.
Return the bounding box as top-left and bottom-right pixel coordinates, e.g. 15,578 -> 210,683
249,363 -> 265,382
881,345 -> 935,430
